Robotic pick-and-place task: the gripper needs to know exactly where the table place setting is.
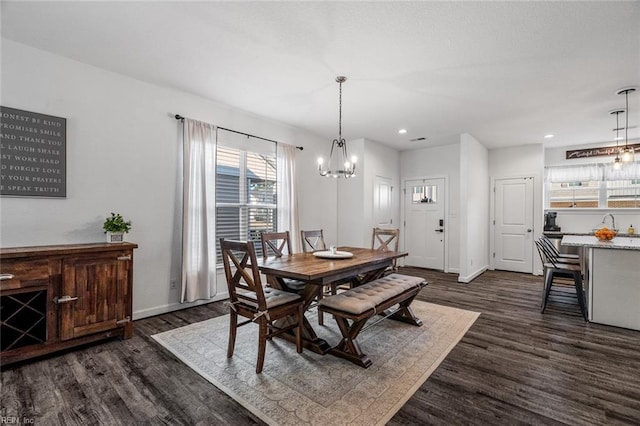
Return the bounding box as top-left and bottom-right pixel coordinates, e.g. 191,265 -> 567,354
312,245 -> 353,259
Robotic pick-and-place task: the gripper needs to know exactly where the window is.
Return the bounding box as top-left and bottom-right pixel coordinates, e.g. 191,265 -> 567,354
215,136 -> 277,261
545,163 -> 640,209
548,181 -> 599,208
411,184 -> 437,204
606,179 -> 640,208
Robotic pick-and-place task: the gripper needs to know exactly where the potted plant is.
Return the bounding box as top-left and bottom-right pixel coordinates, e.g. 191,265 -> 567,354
103,212 -> 132,243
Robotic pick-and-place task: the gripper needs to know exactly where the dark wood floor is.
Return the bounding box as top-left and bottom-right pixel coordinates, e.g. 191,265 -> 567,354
2,268 -> 639,425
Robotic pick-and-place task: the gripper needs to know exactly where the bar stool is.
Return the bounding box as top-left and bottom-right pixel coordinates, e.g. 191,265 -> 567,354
535,240 -> 588,321
539,236 -> 580,264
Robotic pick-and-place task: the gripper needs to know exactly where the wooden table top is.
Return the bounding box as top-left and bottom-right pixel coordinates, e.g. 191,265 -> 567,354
257,246 -> 407,285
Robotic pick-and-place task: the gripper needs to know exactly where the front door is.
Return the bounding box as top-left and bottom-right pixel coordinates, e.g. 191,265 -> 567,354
494,177 -> 534,273
404,178 -> 445,270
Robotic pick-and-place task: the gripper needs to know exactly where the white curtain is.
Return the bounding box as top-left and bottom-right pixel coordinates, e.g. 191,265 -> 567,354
545,163 -> 602,182
181,118 -> 217,303
604,161 -> 640,181
277,144 -> 300,252
545,162 -> 640,182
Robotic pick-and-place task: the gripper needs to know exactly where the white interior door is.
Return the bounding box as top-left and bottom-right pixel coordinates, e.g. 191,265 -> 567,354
494,177 -> 534,273
404,178 -> 445,270
374,176 -> 393,227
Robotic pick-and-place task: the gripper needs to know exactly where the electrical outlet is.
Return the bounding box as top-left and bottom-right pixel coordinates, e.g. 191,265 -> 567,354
170,279 -> 177,289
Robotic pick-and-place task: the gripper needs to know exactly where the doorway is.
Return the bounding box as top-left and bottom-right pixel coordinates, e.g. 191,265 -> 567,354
404,178 -> 445,270
493,177 -> 534,273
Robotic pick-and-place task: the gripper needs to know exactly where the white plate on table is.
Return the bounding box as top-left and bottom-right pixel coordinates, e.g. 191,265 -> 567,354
313,250 -> 353,259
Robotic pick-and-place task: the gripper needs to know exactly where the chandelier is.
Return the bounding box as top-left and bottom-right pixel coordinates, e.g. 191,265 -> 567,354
617,87 -> 636,163
318,76 -> 357,178
610,108 -> 624,170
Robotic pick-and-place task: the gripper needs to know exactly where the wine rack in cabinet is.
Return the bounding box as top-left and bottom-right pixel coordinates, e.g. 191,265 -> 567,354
0,242 -> 137,366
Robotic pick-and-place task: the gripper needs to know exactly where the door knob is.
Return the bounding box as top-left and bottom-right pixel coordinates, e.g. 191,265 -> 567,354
527,229 -> 532,232
435,229 -> 444,233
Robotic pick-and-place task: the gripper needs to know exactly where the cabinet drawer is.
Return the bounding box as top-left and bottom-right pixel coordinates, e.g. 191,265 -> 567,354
0,259 -> 50,291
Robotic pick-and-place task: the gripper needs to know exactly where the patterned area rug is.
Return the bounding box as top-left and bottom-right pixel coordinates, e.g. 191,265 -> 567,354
152,301 -> 479,426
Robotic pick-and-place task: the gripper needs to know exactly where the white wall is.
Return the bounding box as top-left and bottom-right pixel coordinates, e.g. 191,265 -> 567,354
489,144 -> 544,274
459,133 -> 489,282
335,138 -> 400,248
400,143 -> 461,272
363,139 -> 401,240
1,39 -> 337,318
336,138 -> 365,247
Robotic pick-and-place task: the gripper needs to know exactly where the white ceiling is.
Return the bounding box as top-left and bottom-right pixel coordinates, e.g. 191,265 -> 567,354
2,1 -> 639,151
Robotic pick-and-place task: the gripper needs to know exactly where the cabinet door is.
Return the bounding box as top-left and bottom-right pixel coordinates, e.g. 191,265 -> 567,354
59,251 -> 132,340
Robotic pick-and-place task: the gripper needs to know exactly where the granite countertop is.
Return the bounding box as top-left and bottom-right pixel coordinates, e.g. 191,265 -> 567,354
545,231 -> 639,238
561,235 -> 640,251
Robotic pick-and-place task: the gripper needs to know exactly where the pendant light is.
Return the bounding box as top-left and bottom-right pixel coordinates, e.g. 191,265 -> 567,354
317,76 -> 357,178
610,109 -> 624,170
617,87 -> 636,163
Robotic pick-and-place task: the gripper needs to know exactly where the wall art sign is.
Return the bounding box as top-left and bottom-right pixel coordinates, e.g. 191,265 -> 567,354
0,106 -> 66,197
565,143 -> 640,160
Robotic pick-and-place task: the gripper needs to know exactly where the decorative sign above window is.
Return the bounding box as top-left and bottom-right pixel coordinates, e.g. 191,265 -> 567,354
566,143 -> 640,160
0,106 -> 66,197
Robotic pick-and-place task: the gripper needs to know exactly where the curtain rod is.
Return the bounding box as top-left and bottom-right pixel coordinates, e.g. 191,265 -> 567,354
174,114 -> 303,150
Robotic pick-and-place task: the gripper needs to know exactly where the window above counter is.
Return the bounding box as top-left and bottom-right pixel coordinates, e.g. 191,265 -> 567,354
545,163 -> 640,209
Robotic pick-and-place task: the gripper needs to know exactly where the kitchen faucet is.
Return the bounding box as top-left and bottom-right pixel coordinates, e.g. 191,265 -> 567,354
601,213 -> 616,230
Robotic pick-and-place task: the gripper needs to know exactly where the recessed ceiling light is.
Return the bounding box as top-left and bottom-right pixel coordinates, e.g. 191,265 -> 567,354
544,134 -> 554,139
398,129 -> 407,134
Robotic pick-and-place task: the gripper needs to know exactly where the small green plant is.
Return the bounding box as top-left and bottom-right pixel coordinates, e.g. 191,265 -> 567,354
103,212 -> 132,233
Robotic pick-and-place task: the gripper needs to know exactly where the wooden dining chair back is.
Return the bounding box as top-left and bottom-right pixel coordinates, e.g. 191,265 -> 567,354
260,230 -> 307,292
260,231 -> 293,258
534,239 -> 587,321
371,228 -> 400,273
300,229 -> 326,253
219,238 -> 304,373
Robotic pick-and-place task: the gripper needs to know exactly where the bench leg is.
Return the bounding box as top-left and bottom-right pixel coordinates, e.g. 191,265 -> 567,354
388,293 -> 423,326
328,316 -> 372,368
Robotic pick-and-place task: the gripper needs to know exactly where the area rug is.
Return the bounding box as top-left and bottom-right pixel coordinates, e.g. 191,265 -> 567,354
151,301 -> 479,426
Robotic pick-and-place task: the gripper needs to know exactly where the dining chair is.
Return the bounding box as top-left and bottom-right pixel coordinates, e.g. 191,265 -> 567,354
260,231 -> 307,292
535,239 -> 587,321
300,229 -> 327,253
219,238 -> 304,373
299,229 -> 344,324
371,228 -> 400,274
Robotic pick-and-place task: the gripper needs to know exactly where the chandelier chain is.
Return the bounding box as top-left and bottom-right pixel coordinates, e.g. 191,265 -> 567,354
625,90 -> 629,149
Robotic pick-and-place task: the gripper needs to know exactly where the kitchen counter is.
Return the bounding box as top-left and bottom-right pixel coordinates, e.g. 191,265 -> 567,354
561,236 -> 640,331
561,235 -> 640,251
545,231 -> 639,238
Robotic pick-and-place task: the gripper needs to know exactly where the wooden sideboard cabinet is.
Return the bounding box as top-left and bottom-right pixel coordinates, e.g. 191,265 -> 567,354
0,242 -> 138,366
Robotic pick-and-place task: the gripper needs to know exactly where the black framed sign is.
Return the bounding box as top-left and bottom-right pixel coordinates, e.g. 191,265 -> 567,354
0,106 -> 66,197
565,143 -> 640,160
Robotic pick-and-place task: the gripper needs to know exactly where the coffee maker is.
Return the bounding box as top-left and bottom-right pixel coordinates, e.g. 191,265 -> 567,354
544,211 -> 561,232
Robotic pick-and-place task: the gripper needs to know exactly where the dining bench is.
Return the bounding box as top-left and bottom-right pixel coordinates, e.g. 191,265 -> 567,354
317,273 -> 427,368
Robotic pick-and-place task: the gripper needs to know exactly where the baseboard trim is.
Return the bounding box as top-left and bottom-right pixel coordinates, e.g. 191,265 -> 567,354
457,266 -> 488,283
133,291 -> 230,320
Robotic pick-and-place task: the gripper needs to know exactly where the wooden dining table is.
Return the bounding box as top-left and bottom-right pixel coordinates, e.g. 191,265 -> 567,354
257,246 -> 408,354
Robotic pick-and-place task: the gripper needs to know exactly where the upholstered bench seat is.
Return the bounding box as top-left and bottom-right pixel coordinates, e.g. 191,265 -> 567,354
317,274 -> 425,315
317,273 -> 427,368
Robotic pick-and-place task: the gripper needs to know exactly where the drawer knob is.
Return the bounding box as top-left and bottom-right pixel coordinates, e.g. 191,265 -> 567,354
0,273 -> 15,281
